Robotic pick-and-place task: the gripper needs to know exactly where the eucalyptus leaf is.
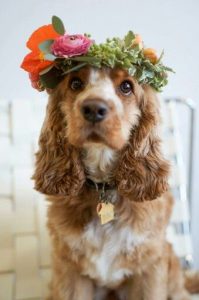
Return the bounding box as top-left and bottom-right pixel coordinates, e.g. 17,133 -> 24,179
62,63 -> 87,75
39,65 -> 54,75
162,66 -> 175,73
52,15 -> 65,35
107,58 -> 115,68
70,56 -> 101,64
39,39 -> 54,53
123,58 -> 132,68
124,31 -> 135,48
144,70 -> 155,78
157,50 -> 164,63
40,67 -> 62,89
128,66 -> 136,76
44,53 -> 57,61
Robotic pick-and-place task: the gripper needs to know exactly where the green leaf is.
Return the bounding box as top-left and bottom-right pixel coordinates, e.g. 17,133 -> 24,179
62,63 -> 87,75
39,65 -> 54,75
124,31 -> 135,48
128,65 -> 136,76
70,56 -> 101,64
44,53 -> 57,61
40,67 -> 63,89
157,50 -> 164,63
138,69 -> 155,82
52,15 -> 65,35
162,66 -> 175,73
39,39 -> 54,53
123,58 -> 132,68
144,70 -> 155,78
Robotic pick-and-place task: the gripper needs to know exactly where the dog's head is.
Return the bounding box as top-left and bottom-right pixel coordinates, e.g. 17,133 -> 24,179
61,66 -> 141,150
33,66 -> 169,200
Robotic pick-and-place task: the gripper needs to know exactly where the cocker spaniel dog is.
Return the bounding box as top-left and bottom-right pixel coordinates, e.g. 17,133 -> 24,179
33,66 -> 197,300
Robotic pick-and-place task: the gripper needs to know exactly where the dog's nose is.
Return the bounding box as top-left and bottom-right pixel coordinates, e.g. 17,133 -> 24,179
81,100 -> 108,123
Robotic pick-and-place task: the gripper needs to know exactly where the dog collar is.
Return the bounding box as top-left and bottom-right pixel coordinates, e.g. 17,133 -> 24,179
85,178 -> 116,192
21,16 -> 174,92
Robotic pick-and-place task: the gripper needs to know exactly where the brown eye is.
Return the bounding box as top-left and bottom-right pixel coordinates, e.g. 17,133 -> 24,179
119,80 -> 133,95
70,77 -> 83,91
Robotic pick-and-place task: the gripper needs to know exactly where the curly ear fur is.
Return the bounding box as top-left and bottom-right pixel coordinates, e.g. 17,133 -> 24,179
32,89 -> 85,196
116,86 -> 170,201
33,83 -> 168,200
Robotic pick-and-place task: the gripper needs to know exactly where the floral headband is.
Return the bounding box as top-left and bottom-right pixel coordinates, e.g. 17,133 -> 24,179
21,16 -> 173,92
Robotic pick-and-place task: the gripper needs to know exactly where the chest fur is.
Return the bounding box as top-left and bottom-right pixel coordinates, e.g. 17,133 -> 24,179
64,220 -> 146,286
82,144 -> 116,182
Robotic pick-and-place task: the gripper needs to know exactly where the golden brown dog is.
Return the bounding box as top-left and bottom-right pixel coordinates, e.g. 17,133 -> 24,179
33,66 -> 198,299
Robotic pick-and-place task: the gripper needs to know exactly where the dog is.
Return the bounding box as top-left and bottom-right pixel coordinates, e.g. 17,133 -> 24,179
33,66 -> 198,299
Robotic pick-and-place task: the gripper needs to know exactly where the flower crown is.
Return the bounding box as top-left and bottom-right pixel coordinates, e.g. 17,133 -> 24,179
21,16 -> 173,92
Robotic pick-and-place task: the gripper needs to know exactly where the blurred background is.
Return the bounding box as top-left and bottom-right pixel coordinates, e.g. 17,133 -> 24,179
0,0 -> 198,299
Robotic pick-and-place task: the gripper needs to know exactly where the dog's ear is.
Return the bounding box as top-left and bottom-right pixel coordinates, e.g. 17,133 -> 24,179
115,85 -> 170,201
32,89 -> 85,196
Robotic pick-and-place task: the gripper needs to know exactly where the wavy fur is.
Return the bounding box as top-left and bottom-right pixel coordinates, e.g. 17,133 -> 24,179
32,67 -> 196,300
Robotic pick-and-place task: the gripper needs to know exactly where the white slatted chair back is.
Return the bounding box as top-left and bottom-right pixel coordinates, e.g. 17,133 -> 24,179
162,98 -> 195,267
0,96 -> 195,298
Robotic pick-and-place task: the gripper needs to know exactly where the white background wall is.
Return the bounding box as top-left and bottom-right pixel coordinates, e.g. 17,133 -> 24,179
0,0 -> 199,266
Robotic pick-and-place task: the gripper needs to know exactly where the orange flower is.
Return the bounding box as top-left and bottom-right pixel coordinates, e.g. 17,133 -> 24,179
21,24 -> 60,75
29,72 -> 44,91
143,48 -> 158,64
26,24 -> 60,51
21,51 -> 53,74
131,34 -> 143,49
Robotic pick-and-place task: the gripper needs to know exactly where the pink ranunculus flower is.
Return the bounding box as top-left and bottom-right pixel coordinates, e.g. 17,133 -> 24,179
51,34 -> 93,57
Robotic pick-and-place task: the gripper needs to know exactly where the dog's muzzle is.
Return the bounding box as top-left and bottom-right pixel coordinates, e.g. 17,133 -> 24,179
81,99 -> 109,123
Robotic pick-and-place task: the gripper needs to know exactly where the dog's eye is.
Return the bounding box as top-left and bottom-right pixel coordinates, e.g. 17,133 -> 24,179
70,78 -> 83,91
119,80 -> 133,95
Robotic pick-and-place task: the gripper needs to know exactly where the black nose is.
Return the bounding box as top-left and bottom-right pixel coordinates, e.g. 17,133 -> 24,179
81,100 -> 108,123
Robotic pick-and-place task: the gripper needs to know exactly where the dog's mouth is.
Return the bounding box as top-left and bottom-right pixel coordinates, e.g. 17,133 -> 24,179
68,115 -> 127,150
75,123 -> 126,150
87,131 -> 103,142
84,126 -> 108,144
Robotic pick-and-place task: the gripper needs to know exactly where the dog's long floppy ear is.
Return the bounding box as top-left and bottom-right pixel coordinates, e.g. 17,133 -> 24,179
116,85 -> 170,201
32,89 -> 85,196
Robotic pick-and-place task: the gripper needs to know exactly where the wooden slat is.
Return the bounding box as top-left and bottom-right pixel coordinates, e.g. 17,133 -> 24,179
169,164 -> 181,188
14,207 -> 36,234
170,200 -> 190,223
13,168 -> 36,234
32,99 -> 47,136
15,235 -> 42,299
0,106 -> 10,136
0,273 -> 13,300
37,197 -> 51,267
41,268 -> 51,298
0,198 -> 14,272
161,102 -> 175,131
0,111 -> 10,135
163,136 -> 176,157
0,168 -> 12,197
11,99 -> 33,143
0,142 -> 33,167
171,235 -> 193,258
0,137 -> 12,166
13,168 -> 35,206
